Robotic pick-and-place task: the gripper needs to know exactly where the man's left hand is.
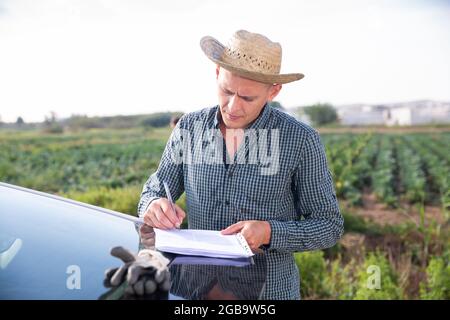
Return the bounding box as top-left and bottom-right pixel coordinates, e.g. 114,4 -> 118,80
220,220 -> 271,252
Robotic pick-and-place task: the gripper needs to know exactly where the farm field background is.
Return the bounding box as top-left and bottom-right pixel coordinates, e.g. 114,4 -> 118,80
0,126 -> 448,299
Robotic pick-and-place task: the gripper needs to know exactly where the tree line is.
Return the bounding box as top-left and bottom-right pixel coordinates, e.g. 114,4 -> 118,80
0,102 -> 339,132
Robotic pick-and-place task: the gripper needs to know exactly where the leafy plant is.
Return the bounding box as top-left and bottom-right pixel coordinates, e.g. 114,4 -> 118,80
294,251 -> 329,298
354,251 -> 403,300
420,256 -> 450,300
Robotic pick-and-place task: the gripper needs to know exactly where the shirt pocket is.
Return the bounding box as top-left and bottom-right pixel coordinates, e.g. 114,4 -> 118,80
234,165 -> 289,220
239,164 -> 287,202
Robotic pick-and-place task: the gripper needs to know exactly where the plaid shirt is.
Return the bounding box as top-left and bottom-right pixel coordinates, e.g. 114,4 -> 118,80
138,104 -> 344,299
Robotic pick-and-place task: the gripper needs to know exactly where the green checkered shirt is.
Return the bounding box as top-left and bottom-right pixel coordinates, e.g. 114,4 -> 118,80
138,104 -> 344,299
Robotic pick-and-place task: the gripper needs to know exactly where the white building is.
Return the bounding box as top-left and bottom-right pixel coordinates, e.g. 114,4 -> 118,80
337,104 -> 386,126
384,100 -> 450,126
285,108 -> 312,125
336,100 -> 450,126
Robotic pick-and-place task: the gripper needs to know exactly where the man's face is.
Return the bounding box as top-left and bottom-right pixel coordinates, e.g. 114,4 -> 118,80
216,66 -> 282,129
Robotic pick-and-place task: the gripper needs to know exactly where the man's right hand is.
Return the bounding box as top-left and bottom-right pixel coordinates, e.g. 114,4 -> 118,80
143,198 -> 186,229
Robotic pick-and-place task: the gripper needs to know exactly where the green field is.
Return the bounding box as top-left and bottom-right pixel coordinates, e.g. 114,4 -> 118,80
0,127 -> 448,299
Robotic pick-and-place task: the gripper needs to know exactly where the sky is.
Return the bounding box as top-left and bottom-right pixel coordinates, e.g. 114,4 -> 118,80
0,0 -> 449,122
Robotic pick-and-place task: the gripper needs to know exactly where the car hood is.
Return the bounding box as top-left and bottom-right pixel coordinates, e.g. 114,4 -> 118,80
0,182 -> 140,299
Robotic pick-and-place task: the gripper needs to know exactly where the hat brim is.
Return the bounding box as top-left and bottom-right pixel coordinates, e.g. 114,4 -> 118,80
200,36 -> 304,84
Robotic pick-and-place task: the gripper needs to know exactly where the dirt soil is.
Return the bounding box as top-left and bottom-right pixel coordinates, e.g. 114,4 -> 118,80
345,191 -> 445,227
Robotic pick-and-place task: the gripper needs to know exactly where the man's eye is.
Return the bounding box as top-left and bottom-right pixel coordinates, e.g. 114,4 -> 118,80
242,97 -> 254,102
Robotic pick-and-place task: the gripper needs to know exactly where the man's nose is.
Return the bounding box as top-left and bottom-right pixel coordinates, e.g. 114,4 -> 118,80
228,95 -> 242,114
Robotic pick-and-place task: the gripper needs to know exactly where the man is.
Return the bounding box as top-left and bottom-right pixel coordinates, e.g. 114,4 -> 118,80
138,30 -> 344,299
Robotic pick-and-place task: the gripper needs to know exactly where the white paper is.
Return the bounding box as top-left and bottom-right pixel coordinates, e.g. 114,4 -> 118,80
154,229 -> 254,259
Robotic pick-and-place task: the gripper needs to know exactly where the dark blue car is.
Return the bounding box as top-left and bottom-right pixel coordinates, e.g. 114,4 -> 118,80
0,182 -> 143,299
0,182 -> 264,300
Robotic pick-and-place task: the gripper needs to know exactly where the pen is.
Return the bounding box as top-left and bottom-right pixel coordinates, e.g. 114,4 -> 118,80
163,181 -> 180,228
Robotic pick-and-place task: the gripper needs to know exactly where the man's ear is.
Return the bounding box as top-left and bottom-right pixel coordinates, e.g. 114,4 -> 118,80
215,65 -> 221,79
267,84 -> 282,101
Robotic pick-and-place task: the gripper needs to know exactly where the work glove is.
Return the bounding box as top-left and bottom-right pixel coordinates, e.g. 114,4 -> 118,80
104,246 -> 171,298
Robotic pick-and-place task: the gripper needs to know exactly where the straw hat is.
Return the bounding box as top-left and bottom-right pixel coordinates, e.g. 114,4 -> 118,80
200,30 -> 304,84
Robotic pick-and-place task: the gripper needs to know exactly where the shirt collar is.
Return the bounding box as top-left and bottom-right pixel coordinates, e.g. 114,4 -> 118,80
213,106 -> 221,129
213,103 -> 272,130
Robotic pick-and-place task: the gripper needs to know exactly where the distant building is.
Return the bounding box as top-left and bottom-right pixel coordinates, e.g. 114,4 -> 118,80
337,105 -> 385,126
384,100 -> 450,126
335,100 -> 450,126
284,108 -> 312,125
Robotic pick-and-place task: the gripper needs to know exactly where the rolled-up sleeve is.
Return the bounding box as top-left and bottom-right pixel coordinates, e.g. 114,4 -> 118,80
267,130 -> 344,252
137,120 -> 186,218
